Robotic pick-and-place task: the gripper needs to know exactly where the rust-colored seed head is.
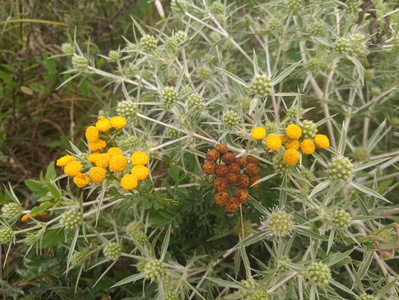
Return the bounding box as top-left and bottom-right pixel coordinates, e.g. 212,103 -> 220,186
222,152 -> 236,165
225,197 -> 240,212
236,189 -> 249,203
250,175 -> 261,189
237,174 -> 250,188
228,163 -> 241,174
246,155 -> 259,165
214,177 -> 229,192
246,163 -> 260,177
203,161 -> 216,175
215,165 -> 229,177
226,172 -> 238,185
214,192 -> 229,206
206,149 -> 220,161
215,144 -> 229,154
236,157 -> 247,169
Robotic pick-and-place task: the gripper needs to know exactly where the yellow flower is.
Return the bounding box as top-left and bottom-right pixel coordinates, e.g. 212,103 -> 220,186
73,173 -> 89,188
64,161 -> 82,177
131,165 -> 149,181
88,139 -> 107,152
88,153 -> 101,164
314,134 -> 330,148
89,167 -> 107,183
251,127 -> 266,141
56,154 -> 75,167
120,174 -> 138,190
109,155 -> 128,173
265,135 -> 282,150
85,126 -> 99,142
300,139 -> 316,154
131,151 -> 149,166
279,136 -> 287,144
285,139 -> 300,150
110,116 -> 127,130
107,147 -> 123,157
96,118 -> 112,132
285,124 -> 302,139
94,153 -> 111,168
283,149 -> 299,166
21,214 -> 30,222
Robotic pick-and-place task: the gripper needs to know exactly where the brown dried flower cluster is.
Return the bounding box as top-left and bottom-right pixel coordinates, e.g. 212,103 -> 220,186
203,145 -> 261,213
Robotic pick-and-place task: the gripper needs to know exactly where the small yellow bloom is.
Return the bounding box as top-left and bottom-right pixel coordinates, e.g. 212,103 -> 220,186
73,173 -> 90,188
107,147 -> 123,157
283,149 -> 300,166
94,153 -> 111,168
64,161 -> 82,177
88,153 -> 101,164
300,139 -> 316,154
265,135 -> 282,150
120,174 -> 138,190
89,167 -> 107,183
285,139 -> 300,150
251,127 -> 266,141
110,116 -> 127,130
130,151 -> 149,166
109,155 -> 128,173
56,154 -> 75,167
131,165 -> 149,181
21,214 -> 30,222
88,139 -> 107,152
96,118 -> 112,132
279,136 -> 287,144
85,126 -> 99,143
285,124 -> 302,139
314,134 -> 330,148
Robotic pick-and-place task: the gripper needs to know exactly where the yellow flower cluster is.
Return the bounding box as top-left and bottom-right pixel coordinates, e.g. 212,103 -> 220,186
249,122 -> 330,167
121,151 -> 150,190
21,203 -> 49,222
57,115 -> 152,192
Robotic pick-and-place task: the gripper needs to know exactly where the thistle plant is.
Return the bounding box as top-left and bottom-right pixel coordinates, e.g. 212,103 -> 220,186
2,1 -> 399,299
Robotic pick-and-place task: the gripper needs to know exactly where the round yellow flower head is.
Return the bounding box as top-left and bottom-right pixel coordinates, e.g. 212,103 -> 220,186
56,154 -> 75,167
285,124 -> 302,139
85,126 -> 99,143
73,173 -> 89,188
285,139 -> 300,150
301,139 -> 316,154
251,127 -> 266,141
283,149 -> 300,166
265,135 -> 282,150
88,153 -> 101,164
279,136 -> 287,144
314,134 -> 330,148
89,167 -> 107,183
64,161 -> 82,177
131,165 -> 149,181
96,118 -> 112,132
110,116 -> 127,130
95,153 -> 111,168
131,151 -> 149,166
107,147 -> 123,157
109,155 -> 128,173
121,174 -> 138,190
88,139 -> 107,152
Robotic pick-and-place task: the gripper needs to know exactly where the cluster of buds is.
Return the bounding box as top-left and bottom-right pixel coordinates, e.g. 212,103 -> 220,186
103,242 -> 122,260
1,203 -> 22,219
144,259 -> 164,281
202,144 -> 261,213
251,121 -> 329,170
126,221 -> 147,245
56,115 -> 150,191
239,279 -> 269,300
306,261 -> 332,285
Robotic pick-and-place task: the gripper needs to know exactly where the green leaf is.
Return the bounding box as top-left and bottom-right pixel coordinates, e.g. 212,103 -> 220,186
350,181 -> 391,203
207,277 -> 240,289
46,182 -> 61,200
323,249 -> 354,267
215,66 -> 249,87
24,180 -> 47,197
330,279 -> 357,297
29,202 -> 51,215
271,60 -> 301,86
296,228 -> 328,241
41,229 -> 69,248
357,250 -> 373,280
